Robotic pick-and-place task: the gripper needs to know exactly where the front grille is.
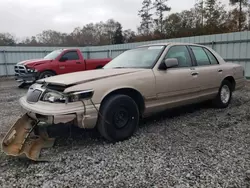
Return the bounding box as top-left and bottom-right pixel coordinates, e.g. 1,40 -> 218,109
26,89 -> 42,103
15,65 -> 27,74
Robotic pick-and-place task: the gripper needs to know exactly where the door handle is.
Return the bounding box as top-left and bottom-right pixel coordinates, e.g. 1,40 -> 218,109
218,69 -> 223,73
76,62 -> 81,64
191,72 -> 199,76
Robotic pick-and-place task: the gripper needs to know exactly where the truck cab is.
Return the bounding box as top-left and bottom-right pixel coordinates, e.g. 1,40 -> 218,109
14,48 -> 112,88
50,49 -> 87,74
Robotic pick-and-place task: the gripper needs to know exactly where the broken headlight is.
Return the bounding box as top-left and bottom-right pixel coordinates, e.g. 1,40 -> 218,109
42,91 -> 66,103
67,90 -> 94,103
41,89 -> 94,103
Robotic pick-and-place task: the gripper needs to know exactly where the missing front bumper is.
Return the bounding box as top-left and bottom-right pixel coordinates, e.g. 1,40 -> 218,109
15,73 -> 37,83
19,96 -> 99,129
1,113 -> 55,161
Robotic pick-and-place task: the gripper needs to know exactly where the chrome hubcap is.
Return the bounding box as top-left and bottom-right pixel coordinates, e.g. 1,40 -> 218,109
220,85 -> 230,104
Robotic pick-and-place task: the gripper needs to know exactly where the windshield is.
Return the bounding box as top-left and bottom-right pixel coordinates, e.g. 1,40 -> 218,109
104,45 -> 166,69
44,50 -> 62,60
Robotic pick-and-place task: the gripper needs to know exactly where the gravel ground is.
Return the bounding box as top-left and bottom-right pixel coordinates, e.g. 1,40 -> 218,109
0,79 -> 250,188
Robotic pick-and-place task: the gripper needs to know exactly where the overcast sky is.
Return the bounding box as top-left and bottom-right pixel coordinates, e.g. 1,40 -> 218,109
0,0 -> 230,40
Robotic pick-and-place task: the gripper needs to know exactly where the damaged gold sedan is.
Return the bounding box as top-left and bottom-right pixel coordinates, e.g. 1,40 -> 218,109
2,43 -> 245,161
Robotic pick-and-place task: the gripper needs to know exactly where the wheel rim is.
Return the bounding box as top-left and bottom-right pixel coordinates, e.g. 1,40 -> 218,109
220,85 -> 230,104
113,107 -> 130,129
43,74 -> 52,78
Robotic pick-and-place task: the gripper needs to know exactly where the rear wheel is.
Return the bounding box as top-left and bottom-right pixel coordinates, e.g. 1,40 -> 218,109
97,94 -> 139,142
213,80 -> 232,108
38,71 -> 55,80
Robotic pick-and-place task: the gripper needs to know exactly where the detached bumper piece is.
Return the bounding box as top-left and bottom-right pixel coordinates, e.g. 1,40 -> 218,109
1,114 -> 55,161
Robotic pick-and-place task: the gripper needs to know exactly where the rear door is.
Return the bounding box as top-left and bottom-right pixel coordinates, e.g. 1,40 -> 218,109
188,45 -> 223,97
153,45 -> 201,109
57,50 -> 85,74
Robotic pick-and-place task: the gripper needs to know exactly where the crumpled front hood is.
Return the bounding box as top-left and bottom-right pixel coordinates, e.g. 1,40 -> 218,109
37,68 -> 146,86
17,59 -> 50,67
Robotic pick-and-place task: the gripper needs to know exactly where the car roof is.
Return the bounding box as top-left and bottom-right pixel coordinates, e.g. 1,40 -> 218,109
54,48 -> 79,51
138,42 -> 206,48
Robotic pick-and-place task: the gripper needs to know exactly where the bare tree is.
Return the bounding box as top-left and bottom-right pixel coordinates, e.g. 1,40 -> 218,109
138,0 -> 153,35
153,0 -> 171,34
0,33 -> 16,46
229,0 -> 249,31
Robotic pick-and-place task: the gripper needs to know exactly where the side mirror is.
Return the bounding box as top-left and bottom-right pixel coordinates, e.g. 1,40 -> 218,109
59,57 -> 68,62
164,58 -> 178,68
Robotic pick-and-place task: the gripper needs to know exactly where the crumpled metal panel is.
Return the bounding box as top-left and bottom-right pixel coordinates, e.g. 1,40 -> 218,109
1,113 -> 55,161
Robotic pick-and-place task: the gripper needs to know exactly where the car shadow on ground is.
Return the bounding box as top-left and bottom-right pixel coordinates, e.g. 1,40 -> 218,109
18,83 -> 32,89
47,100 -> 212,146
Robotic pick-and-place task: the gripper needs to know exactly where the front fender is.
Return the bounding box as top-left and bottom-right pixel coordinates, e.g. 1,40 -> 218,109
100,86 -> 143,103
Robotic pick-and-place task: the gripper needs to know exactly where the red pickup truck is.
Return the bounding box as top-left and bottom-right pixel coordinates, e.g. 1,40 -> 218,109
14,48 -> 112,87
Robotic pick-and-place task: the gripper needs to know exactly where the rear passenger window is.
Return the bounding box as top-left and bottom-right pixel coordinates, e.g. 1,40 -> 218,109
165,45 -> 192,67
190,46 -> 210,66
203,48 -> 219,65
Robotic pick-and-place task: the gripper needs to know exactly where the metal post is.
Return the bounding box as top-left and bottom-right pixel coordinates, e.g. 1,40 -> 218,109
108,50 -> 112,58
211,41 -> 215,50
87,51 -> 90,59
107,50 -> 110,58
3,51 -> 8,76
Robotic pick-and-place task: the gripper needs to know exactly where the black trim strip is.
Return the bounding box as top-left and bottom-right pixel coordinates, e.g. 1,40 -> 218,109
186,45 -> 197,67
187,45 -> 198,66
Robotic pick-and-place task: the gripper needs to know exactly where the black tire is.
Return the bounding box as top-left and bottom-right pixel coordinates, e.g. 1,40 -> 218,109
213,80 -> 233,108
96,66 -> 103,69
97,94 -> 139,142
38,71 -> 55,80
18,82 -> 30,89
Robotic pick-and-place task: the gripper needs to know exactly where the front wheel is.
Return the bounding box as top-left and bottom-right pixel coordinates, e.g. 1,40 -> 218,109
213,80 -> 233,108
97,94 -> 139,142
95,66 -> 103,69
38,71 -> 55,80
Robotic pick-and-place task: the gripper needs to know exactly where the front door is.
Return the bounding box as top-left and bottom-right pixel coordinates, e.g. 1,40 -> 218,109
57,50 -> 85,74
153,45 -> 201,111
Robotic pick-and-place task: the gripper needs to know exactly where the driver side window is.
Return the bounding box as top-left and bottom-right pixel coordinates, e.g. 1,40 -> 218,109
61,51 -> 80,61
164,45 -> 192,67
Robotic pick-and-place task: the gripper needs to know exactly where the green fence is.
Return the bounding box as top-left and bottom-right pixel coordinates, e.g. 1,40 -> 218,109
1,31 -> 250,77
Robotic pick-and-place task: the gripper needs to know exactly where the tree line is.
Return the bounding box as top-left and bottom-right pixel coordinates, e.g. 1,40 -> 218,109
0,0 -> 249,46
